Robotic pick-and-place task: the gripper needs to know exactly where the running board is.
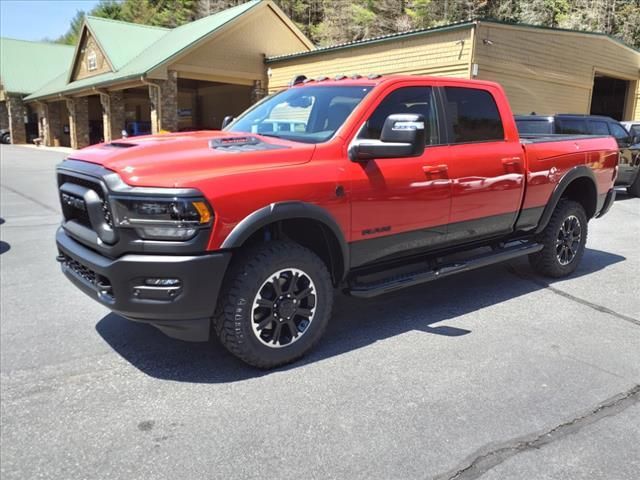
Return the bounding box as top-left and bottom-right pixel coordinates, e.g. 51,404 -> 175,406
347,242 -> 543,298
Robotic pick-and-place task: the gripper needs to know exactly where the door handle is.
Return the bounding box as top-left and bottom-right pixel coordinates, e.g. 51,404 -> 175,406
422,164 -> 448,174
501,159 -> 518,167
501,158 -> 521,172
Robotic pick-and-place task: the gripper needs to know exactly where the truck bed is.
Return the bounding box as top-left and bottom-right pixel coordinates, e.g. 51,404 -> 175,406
520,134 -> 609,144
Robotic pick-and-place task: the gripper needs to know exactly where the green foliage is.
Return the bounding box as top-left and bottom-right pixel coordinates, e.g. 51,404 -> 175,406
54,0 -> 640,49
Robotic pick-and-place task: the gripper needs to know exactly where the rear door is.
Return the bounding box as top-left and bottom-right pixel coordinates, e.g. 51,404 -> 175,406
441,84 -> 525,243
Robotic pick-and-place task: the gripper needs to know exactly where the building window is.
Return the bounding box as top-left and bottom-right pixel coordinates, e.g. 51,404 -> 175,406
87,51 -> 97,71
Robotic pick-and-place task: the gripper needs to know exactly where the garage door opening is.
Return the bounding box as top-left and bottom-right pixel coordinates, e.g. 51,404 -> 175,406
177,79 -> 253,131
590,75 -> 629,120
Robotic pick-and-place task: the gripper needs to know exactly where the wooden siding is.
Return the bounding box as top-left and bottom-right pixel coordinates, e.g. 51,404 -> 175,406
473,22 -> 640,118
71,30 -> 112,81
165,3 -> 311,85
267,27 -> 473,91
633,82 -> 640,120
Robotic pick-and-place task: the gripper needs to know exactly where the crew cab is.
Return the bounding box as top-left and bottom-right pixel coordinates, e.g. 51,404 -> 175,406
516,114 -> 640,196
56,75 -> 618,368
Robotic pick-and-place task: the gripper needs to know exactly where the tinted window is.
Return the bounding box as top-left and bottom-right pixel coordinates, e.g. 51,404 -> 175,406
557,118 -> 588,134
516,118 -> 553,134
609,122 -> 630,140
360,86 -> 439,145
443,87 -> 504,143
590,121 -> 609,135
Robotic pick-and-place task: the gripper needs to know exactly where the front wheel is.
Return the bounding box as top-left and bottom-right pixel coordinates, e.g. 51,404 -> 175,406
214,241 -> 333,369
529,200 -> 588,278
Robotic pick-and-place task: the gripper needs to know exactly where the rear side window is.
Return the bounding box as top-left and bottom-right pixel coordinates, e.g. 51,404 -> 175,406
516,119 -> 553,134
557,118 -> 588,134
443,87 -> 504,143
590,121 -> 609,135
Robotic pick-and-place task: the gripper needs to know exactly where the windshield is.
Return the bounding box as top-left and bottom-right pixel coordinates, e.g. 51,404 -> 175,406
226,85 -> 372,144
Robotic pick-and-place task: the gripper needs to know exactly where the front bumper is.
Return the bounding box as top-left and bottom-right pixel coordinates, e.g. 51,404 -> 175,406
56,227 -> 231,341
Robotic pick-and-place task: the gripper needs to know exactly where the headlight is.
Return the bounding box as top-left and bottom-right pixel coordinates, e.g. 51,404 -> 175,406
111,196 -> 213,240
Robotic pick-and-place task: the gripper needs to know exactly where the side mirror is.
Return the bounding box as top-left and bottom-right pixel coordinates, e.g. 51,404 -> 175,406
632,134 -> 640,145
349,114 -> 426,162
221,116 -> 235,129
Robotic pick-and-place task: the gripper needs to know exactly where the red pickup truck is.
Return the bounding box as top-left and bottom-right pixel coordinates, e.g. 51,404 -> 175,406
56,75 -> 618,368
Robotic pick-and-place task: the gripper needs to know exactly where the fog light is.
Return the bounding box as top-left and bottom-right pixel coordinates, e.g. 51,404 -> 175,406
144,278 -> 181,286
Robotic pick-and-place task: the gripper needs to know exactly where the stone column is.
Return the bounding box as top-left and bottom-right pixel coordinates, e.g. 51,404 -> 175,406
66,97 -> 90,149
148,71 -> 178,134
48,101 -> 63,146
251,80 -> 267,104
7,95 -> 27,144
99,91 -> 125,142
0,101 -> 9,131
35,102 -> 51,146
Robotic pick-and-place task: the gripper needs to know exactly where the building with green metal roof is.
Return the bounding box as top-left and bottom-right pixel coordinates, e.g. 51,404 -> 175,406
1,0 -> 638,149
1,0 -> 312,148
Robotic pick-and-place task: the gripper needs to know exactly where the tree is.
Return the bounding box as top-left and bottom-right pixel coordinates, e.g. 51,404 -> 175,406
53,0 -> 640,49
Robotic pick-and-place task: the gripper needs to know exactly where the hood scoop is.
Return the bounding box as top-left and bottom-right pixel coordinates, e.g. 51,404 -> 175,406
209,136 -> 288,153
104,142 -> 137,149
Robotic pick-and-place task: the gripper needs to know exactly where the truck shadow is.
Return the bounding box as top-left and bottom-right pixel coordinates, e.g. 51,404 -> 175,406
96,247 -> 625,384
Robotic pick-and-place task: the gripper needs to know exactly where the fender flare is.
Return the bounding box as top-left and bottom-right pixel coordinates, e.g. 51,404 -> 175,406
535,165 -> 598,234
221,201 -> 350,281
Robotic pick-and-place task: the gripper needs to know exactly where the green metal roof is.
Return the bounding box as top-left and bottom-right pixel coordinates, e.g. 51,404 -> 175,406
25,0 -> 261,101
0,38 -> 74,94
85,16 -> 169,70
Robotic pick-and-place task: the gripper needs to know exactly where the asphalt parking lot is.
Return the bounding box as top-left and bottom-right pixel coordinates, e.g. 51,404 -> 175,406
1,144 -> 639,480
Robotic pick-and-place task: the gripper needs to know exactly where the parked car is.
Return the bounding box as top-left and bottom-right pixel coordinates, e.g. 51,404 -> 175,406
0,129 -> 10,144
516,114 -> 640,196
620,121 -> 640,138
56,76 -> 618,368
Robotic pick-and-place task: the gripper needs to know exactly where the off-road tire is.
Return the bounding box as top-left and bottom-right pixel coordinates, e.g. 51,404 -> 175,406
529,200 -> 588,278
627,173 -> 640,197
214,241 -> 333,369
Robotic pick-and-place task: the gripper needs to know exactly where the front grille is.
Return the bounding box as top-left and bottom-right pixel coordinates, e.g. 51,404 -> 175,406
62,253 -> 97,284
58,173 -> 114,228
59,252 -> 114,298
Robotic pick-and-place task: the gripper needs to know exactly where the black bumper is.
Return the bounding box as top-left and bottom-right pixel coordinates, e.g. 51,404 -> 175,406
56,227 -> 231,341
596,188 -> 616,218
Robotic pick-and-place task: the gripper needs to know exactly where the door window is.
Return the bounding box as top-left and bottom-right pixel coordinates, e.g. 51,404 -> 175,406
443,87 -> 504,143
557,118 -> 588,134
359,86 -> 439,145
609,122 -> 631,141
590,121 -> 609,135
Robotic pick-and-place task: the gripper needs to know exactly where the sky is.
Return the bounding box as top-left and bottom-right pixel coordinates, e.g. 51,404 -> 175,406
1,0 -> 100,42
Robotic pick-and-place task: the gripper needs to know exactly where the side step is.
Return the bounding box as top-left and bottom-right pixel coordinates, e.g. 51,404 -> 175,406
347,241 -> 543,299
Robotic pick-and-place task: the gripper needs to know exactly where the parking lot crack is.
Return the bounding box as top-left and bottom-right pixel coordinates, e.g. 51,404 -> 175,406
0,183 -> 59,214
506,266 -> 640,327
433,384 -> 640,480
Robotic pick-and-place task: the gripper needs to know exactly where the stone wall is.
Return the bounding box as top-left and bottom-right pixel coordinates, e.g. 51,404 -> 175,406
6,95 -> 27,144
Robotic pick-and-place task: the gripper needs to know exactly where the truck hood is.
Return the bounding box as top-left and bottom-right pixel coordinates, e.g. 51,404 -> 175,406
68,131 -> 316,188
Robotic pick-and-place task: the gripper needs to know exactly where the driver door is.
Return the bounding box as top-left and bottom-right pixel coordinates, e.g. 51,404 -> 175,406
348,84 -> 451,267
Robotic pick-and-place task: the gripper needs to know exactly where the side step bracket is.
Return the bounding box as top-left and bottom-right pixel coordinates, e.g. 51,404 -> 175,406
347,241 -> 543,298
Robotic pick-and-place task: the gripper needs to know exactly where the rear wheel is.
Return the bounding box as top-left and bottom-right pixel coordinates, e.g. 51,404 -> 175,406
214,241 -> 333,368
529,200 -> 588,278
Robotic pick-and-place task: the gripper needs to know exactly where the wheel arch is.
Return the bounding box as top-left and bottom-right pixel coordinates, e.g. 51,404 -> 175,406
535,166 -> 598,234
221,202 -> 349,284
